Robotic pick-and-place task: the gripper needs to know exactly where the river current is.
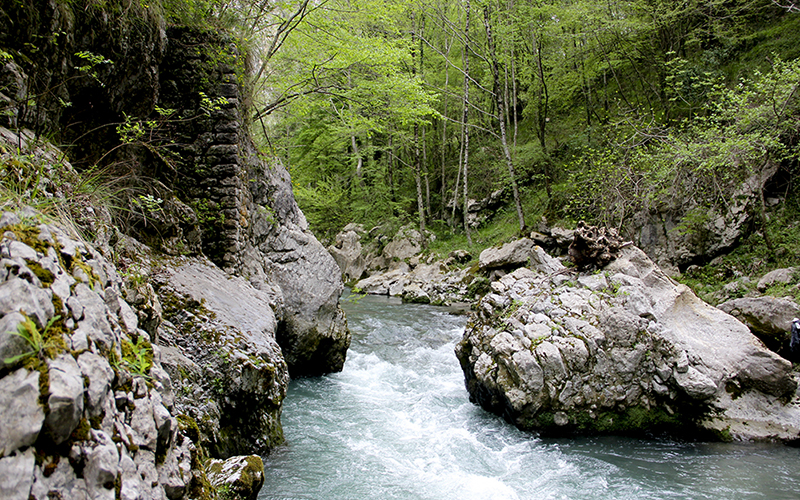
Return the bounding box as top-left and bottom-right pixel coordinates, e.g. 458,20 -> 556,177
260,291 -> 800,500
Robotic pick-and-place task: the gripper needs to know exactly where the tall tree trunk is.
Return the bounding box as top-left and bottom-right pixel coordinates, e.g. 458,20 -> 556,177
412,13 -> 426,233
462,0 -> 472,246
531,27 -> 551,200
484,5 -> 525,232
423,125 -> 431,219
441,35 -> 453,219
414,124 -> 426,233
346,69 -> 364,185
388,135 -> 397,210
419,14 -> 431,221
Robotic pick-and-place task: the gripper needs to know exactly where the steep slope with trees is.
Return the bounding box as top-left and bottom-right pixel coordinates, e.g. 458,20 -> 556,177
256,0 -> 800,275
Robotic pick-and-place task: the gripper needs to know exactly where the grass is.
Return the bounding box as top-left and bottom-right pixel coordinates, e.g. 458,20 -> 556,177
3,314 -> 63,366
0,131 -> 136,243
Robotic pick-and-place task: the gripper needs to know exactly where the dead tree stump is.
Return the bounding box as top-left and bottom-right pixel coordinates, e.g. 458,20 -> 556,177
568,221 -> 627,270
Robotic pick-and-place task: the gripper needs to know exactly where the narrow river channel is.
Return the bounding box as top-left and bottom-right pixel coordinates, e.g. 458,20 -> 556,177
260,291 -> 800,500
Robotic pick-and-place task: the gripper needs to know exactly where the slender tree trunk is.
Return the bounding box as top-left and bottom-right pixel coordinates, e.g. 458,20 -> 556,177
484,5 -> 525,232
423,126 -> 431,219
441,36 -> 453,219
346,70 -> 364,184
419,15 -> 431,221
462,0 -> 472,245
414,124 -> 426,233
412,13 -> 426,233
531,27 -> 551,200
388,135 -> 397,209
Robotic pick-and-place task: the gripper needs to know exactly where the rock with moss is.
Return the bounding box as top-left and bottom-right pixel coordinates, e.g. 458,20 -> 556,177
0,210 -> 192,500
457,245 -> 800,442
206,455 -> 264,500
153,256 -> 289,458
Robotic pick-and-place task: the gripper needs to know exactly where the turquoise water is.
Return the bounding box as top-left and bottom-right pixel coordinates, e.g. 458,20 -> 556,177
260,292 -> 800,500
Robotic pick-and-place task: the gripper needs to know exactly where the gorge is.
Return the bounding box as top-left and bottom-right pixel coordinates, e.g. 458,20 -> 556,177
2,0 -> 800,499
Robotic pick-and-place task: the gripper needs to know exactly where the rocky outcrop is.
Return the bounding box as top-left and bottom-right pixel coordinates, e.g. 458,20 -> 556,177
632,164 -> 778,273
457,244 -> 800,442
3,7 -> 351,379
156,28 -> 350,378
0,211 -> 196,500
153,256 -> 288,458
717,296 -> 800,353
328,223 -> 368,284
356,260 -> 473,306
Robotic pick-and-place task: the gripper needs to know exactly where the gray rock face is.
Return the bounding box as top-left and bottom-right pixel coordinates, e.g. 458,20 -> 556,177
328,226 -> 367,284
154,256 -> 289,457
206,455 -> 265,500
241,149 -> 350,377
633,165 -> 777,272
457,246 -> 800,442
44,355 -> 85,445
0,211 -> 199,499
718,296 -> 800,352
153,27 -> 350,379
0,369 -> 43,456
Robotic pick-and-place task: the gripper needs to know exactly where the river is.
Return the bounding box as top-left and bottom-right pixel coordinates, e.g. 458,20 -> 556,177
260,291 -> 800,500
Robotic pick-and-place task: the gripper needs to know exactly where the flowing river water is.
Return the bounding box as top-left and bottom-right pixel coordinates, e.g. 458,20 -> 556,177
261,291 -> 800,500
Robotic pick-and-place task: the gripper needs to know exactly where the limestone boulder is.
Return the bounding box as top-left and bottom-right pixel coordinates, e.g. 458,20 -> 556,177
478,238 -> 564,276
154,256 -> 289,457
240,146 -> 351,377
206,455 -> 265,500
457,245 -> 800,442
718,296 -> 800,352
479,238 -> 537,270
328,226 -> 367,284
757,267 -> 798,292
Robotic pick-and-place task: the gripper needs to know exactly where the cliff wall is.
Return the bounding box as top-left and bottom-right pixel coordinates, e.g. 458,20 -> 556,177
0,1 -> 350,499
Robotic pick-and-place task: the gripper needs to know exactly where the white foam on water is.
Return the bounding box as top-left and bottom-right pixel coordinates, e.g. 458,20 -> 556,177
261,294 -> 800,500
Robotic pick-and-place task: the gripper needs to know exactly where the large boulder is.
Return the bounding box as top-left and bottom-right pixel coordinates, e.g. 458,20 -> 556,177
457,245 -> 800,442
240,146 -> 350,377
153,256 -> 289,458
717,296 -> 800,353
328,225 -> 368,284
479,238 -> 563,276
757,267 -> 798,292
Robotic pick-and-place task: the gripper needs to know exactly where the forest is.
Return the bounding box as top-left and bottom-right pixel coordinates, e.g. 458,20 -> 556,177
3,0 -> 800,267
204,0 -> 798,251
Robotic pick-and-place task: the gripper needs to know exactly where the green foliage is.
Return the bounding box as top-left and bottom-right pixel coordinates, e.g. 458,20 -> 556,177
198,92 -> 229,116
563,55 -> 800,230
73,50 -> 114,87
3,315 -> 62,365
120,337 -> 153,378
